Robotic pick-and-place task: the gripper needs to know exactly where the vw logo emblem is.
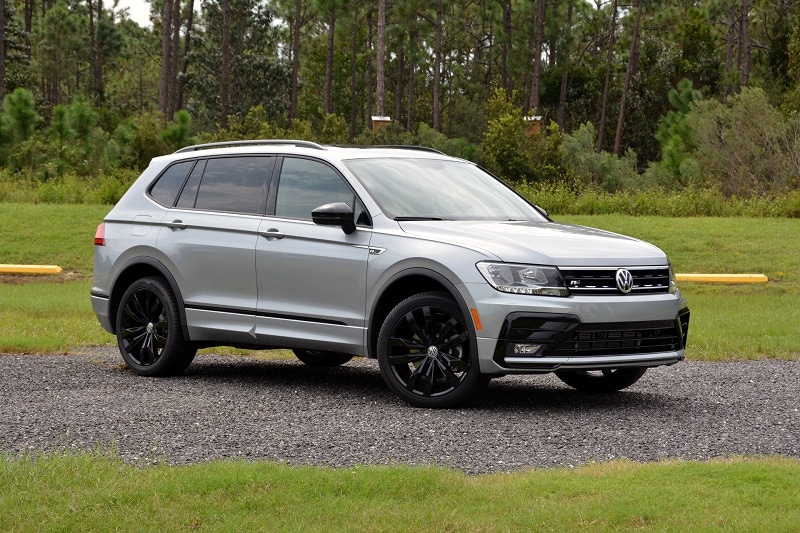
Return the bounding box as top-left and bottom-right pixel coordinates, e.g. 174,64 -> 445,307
616,268 -> 634,294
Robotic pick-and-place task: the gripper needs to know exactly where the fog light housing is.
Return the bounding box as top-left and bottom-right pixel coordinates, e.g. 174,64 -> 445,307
512,343 -> 544,355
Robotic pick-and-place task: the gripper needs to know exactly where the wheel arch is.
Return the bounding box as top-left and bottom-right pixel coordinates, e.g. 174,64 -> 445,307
108,257 -> 190,339
367,267 -> 476,360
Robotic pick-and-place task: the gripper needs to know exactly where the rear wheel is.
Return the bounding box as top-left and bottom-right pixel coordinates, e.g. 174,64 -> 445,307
116,276 -> 196,376
293,349 -> 353,367
377,292 -> 483,408
554,368 -> 647,393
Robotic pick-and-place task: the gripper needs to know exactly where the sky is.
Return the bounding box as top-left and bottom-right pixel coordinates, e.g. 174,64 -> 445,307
117,0 -> 152,27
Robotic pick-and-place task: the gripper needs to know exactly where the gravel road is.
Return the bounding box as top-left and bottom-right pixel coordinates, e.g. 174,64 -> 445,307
1,349 -> 798,473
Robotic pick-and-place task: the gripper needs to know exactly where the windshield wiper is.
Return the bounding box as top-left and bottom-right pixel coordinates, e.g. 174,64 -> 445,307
394,216 -> 446,221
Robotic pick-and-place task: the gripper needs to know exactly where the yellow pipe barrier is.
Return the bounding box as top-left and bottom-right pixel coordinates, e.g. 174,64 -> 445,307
676,273 -> 768,284
0,264 -> 63,275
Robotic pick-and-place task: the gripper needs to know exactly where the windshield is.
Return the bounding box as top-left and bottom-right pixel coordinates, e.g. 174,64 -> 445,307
344,157 -> 545,221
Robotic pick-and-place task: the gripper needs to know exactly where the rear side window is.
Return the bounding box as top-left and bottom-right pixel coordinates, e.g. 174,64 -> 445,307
192,157 -> 272,214
149,161 -> 194,207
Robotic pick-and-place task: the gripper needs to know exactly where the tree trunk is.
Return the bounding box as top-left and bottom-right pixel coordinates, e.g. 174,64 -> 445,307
557,0 -> 574,129
395,36 -> 404,125
0,0 -> 5,103
375,0 -> 386,117
500,0 -> 511,96
613,0 -> 643,156
167,0 -> 181,119
349,7 -> 358,138
432,0 -> 442,131
324,4 -> 335,115
365,9 -> 373,128
159,0 -> 173,117
220,0 -> 230,128
406,29 -> 416,132
723,5 -> 736,102
528,0 -> 545,112
289,0 -> 301,120
741,0 -> 751,86
596,0 -> 617,152
177,0 -> 195,111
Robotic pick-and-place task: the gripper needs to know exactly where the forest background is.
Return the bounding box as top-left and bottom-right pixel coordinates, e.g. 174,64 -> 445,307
1,0 -> 800,214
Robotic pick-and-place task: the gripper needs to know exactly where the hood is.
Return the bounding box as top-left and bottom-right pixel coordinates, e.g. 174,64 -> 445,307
397,220 -> 667,266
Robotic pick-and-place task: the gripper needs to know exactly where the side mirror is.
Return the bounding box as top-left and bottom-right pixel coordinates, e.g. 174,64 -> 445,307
533,204 -> 551,221
312,202 -> 356,234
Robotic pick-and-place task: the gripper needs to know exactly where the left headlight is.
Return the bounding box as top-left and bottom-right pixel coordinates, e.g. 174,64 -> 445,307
476,262 -> 570,297
669,263 -> 678,294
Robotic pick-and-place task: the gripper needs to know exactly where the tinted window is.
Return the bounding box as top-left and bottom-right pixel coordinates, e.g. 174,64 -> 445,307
193,157 -> 270,214
176,159 -> 206,208
276,158 -> 355,220
149,161 -> 194,207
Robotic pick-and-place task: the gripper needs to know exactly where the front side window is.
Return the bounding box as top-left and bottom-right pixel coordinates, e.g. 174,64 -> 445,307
192,157 -> 271,214
275,158 -> 358,221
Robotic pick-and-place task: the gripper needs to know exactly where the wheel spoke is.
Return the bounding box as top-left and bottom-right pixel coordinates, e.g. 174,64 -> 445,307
435,359 -> 464,389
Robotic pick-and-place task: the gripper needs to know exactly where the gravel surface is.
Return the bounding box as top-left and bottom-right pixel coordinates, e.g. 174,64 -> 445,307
1,349 -> 798,473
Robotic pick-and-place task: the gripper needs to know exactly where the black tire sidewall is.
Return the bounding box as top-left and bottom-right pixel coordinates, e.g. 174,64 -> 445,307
377,292 -> 483,408
116,276 -> 194,377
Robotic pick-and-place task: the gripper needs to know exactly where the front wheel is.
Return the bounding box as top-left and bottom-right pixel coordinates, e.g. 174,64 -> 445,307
554,368 -> 647,393
116,276 -> 196,377
377,292 -> 483,408
293,349 -> 353,367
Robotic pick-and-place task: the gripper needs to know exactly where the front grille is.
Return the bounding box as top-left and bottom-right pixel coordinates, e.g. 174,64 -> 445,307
560,266 -> 670,295
493,312 -> 690,368
546,320 -> 681,357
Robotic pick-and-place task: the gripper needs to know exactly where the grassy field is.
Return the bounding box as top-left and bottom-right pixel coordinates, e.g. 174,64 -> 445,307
1,204 -> 798,359
2,203 -> 799,529
1,453 -> 798,531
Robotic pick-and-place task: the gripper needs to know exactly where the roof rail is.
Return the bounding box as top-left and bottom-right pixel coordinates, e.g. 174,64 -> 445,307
370,145 -> 445,155
175,139 -> 326,153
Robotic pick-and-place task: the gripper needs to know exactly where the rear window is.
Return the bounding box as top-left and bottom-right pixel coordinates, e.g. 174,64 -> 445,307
149,161 -> 194,207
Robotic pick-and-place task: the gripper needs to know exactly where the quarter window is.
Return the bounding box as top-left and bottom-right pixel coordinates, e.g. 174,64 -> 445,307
149,161 -> 194,207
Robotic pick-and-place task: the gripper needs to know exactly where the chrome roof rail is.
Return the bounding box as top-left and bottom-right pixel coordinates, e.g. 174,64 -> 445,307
175,139 -> 326,153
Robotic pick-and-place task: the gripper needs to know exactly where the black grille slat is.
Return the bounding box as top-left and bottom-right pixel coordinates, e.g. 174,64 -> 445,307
561,267 -> 670,295
546,320 -> 682,357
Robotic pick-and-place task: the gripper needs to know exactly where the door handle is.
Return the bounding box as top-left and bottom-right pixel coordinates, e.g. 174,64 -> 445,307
166,220 -> 187,230
261,228 -> 284,240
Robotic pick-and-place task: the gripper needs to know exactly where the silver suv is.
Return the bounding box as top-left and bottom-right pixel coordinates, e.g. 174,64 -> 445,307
92,140 -> 689,407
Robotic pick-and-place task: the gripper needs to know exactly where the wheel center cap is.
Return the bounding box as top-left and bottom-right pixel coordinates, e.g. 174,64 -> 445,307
427,346 -> 439,358
146,322 -> 154,334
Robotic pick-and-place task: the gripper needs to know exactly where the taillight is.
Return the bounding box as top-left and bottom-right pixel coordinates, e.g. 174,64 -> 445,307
94,223 -> 105,246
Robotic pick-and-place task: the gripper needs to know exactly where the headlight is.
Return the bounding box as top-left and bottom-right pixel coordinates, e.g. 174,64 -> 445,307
669,263 -> 678,294
476,262 -> 570,297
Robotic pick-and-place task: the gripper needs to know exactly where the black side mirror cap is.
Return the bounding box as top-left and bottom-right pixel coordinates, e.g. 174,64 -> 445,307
312,202 -> 356,234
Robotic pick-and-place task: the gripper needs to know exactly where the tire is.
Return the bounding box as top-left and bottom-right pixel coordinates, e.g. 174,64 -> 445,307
116,276 -> 196,377
554,368 -> 647,393
377,292 -> 483,408
293,349 -> 353,367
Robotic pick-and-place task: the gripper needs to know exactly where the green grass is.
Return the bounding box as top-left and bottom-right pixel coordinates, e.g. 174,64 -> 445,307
0,203 -> 110,275
1,205 -> 799,359
1,453 -> 798,531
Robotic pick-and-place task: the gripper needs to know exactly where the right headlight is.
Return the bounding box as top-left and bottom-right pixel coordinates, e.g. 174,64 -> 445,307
476,262 -> 570,297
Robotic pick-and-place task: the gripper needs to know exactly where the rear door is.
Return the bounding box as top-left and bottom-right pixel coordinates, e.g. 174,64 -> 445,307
255,156 -> 371,354
156,156 -> 274,343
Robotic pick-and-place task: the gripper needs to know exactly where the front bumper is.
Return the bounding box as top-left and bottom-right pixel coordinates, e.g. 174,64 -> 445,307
466,283 -> 690,374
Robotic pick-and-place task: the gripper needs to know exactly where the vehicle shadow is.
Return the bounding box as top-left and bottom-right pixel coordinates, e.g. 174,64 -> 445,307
166,355 -> 689,414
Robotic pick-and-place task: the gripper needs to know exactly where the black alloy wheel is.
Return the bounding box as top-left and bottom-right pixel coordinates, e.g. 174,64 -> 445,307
377,292 -> 483,408
116,276 -> 196,376
554,367 -> 647,393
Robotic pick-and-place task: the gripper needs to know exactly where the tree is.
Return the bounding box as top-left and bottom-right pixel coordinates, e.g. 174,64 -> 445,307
613,0 -> 643,155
